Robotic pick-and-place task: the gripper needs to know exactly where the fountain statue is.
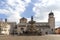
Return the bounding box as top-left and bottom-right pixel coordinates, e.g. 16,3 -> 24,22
19,16 -> 42,35
28,16 -> 36,32
25,16 -> 40,35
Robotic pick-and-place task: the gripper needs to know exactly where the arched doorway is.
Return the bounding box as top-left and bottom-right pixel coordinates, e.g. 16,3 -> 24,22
21,28 -> 24,34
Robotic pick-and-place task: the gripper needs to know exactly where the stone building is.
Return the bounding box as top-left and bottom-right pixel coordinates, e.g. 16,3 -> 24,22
0,19 -> 16,35
0,11 -> 55,35
0,19 -> 10,35
55,27 -> 60,34
17,17 -> 27,35
17,11 -> 55,35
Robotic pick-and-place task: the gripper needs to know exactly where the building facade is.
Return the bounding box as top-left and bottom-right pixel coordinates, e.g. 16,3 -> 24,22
55,27 -> 60,34
0,20 -> 10,35
17,11 -> 55,35
0,19 -> 16,35
0,11 -> 55,35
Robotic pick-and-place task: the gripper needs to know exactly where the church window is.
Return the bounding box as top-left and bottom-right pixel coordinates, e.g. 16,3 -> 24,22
15,25 -> 17,29
21,28 -> 24,33
21,28 -> 24,31
45,32 -> 48,34
43,28 -> 44,30
51,29 -> 53,31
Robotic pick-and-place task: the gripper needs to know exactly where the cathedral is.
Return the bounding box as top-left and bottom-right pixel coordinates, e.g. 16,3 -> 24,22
17,11 -> 55,35
0,11 -> 55,35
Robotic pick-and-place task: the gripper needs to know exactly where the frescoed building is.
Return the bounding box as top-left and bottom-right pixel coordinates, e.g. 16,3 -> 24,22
0,19 -> 16,35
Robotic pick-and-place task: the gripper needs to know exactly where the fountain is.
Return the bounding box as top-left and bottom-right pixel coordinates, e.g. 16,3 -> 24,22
24,16 -> 41,35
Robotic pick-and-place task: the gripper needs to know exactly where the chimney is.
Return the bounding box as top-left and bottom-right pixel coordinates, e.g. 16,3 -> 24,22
5,18 -> 7,22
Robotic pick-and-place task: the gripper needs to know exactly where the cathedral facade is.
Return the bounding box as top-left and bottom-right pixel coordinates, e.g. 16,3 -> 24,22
17,11 -> 55,35
0,11 -> 55,35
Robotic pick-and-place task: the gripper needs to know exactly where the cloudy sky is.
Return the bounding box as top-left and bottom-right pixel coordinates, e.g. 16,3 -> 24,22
0,0 -> 60,28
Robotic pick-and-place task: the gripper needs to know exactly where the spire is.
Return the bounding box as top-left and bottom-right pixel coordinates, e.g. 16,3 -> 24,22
5,18 -> 7,22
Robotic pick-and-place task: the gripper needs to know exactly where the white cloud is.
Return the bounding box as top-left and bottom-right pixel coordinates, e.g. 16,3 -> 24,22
54,11 -> 60,22
6,0 -> 31,23
0,0 -> 31,23
0,9 -> 9,15
34,12 -> 48,22
33,0 -> 60,27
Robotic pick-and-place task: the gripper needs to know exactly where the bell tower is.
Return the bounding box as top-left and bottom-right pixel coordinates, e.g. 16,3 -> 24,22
48,11 -> 55,29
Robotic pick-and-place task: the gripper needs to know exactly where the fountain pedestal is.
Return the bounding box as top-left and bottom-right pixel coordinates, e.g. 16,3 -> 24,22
25,16 -> 41,35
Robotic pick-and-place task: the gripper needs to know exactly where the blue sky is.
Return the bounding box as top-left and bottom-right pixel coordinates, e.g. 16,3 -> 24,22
21,3 -> 35,18
0,0 -> 60,28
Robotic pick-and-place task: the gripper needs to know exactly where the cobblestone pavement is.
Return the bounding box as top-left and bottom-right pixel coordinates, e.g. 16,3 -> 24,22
0,34 -> 60,40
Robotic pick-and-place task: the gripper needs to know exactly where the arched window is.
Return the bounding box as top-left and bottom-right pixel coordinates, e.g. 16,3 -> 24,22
51,29 -> 53,31
15,25 -> 17,29
0,28 -> 1,34
45,32 -> 48,34
21,28 -> 24,31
